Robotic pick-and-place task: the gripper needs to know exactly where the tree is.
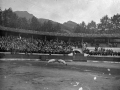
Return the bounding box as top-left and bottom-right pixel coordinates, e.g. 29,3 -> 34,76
8,12 -> 18,28
0,8 -> 2,25
87,21 -> 97,30
1,8 -> 19,27
41,20 -> 57,32
111,14 -> 120,30
2,9 -> 8,26
41,22 -> 47,32
74,24 -> 81,33
74,21 -> 87,33
46,20 -> 53,32
17,17 -> 29,29
0,8 -> 19,28
6,8 -> 13,27
30,16 -> 41,30
98,15 -> 112,31
54,23 -> 61,32
87,20 -> 97,33
81,21 -> 86,28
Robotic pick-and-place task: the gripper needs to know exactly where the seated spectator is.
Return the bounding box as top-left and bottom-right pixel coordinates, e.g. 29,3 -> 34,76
0,35 -> 120,56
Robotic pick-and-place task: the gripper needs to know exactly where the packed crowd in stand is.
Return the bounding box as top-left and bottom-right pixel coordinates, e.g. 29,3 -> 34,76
0,35 -> 73,54
0,35 -> 120,56
84,47 -> 120,56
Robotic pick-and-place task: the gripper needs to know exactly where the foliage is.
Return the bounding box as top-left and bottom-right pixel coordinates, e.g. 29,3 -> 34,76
0,7 -> 120,34
0,8 -> 62,32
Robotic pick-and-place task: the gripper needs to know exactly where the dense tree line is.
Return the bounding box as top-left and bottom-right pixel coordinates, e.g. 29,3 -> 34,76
74,15 -> 120,34
0,8 -> 120,34
0,8 -> 61,32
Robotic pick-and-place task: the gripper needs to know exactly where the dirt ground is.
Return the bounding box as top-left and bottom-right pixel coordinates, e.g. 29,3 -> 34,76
0,60 -> 120,90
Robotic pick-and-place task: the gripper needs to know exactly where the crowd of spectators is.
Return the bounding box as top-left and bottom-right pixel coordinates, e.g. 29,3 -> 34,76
0,35 -> 74,54
0,35 -> 120,56
84,47 -> 120,56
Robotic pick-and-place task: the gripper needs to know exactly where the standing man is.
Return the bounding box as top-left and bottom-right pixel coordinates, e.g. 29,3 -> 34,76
82,42 -> 87,52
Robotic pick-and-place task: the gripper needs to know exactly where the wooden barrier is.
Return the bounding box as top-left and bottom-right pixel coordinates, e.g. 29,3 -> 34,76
73,53 -> 87,62
0,52 -> 119,62
0,53 -> 73,61
87,56 -> 120,62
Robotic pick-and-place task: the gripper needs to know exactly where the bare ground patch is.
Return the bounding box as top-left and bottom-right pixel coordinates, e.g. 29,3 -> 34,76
0,61 -> 120,90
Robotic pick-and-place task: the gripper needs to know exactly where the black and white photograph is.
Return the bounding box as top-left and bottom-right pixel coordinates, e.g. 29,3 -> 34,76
0,0 -> 120,90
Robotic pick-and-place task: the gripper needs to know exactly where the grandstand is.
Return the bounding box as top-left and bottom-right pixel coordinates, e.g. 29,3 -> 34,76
0,26 -> 120,62
1,25 -> 120,46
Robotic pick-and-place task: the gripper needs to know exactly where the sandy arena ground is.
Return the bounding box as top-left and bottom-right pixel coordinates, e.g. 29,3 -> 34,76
0,60 -> 120,90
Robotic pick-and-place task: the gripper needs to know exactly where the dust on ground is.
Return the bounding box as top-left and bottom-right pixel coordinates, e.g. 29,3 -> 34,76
0,60 -> 120,90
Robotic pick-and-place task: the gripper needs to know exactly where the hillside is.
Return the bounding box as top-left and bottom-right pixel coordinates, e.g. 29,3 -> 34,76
14,11 -> 77,33
15,11 -> 34,20
63,21 -> 78,29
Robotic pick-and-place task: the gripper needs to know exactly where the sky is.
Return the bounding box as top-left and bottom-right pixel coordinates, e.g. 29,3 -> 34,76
1,0 -> 120,24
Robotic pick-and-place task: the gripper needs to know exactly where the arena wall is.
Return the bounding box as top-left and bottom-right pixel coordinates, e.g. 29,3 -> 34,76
0,53 -> 73,61
0,52 -> 88,62
87,56 -> 120,62
0,53 -> 120,62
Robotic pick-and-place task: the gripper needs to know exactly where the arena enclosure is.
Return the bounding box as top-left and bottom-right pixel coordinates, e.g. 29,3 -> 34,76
0,26 -> 120,62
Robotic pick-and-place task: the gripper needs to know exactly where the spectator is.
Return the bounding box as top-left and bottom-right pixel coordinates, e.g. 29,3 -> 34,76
0,35 -> 119,56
